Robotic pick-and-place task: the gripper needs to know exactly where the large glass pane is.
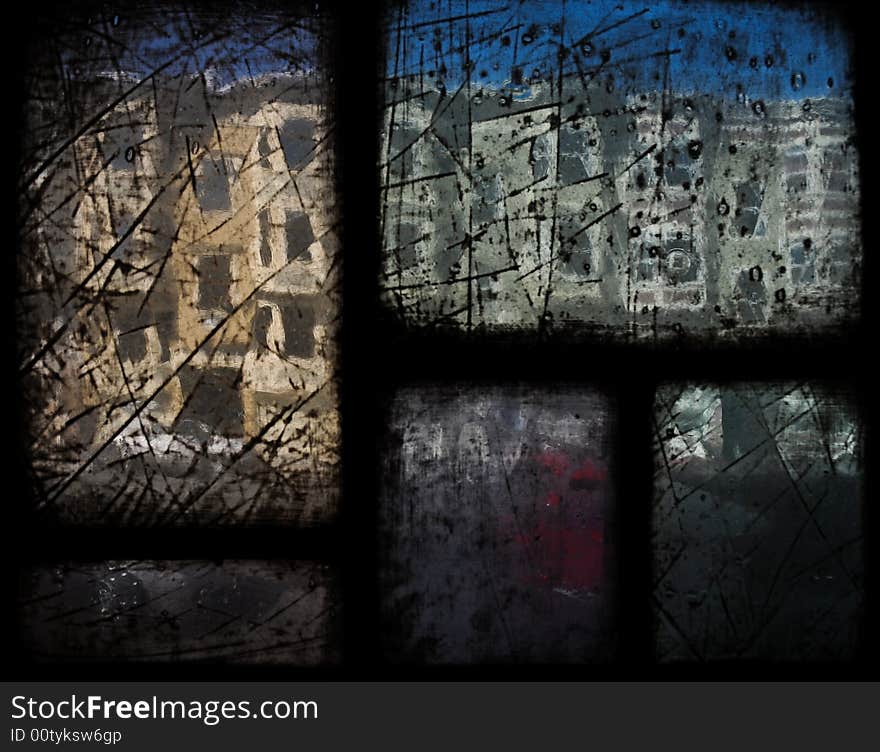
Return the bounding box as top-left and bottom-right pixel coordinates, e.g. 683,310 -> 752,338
380,385 -> 617,663
652,383 -> 863,661
17,6 -> 340,525
380,1 -> 859,341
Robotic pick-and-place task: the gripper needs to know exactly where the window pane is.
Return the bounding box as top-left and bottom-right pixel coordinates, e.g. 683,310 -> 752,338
652,383 -> 863,661
380,385 -> 617,663
17,7 -> 340,525
380,0 -> 860,340
19,561 -> 338,664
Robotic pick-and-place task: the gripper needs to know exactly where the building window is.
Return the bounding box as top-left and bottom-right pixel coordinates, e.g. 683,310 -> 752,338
286,211 -> 315,263
197,255 -> 233,312
196,157 -> 232,211
279,297 -> 317,359
258,209 -> 273,266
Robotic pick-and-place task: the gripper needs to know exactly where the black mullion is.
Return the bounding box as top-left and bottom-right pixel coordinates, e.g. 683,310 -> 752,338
337,0 -> 384,672
612,376 -> 655,671
12,526 -> 342,564
849,2 -> 877,671
374,336 -> 863,385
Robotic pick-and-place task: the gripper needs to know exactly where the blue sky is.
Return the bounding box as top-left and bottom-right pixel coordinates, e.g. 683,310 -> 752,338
387,0 -> 852,100
64,11 -> 319,87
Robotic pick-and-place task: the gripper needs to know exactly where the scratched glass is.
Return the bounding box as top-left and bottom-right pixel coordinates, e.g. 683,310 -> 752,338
652,383 -> 864,661
18,560 -> 339,664
17,8 -> 340,525
380,0 -> 860,341
379,385 -> 617,663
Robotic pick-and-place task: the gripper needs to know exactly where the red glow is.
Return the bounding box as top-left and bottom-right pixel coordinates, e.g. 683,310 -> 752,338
533,450 -> 570,477
503,450 -> 610,594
